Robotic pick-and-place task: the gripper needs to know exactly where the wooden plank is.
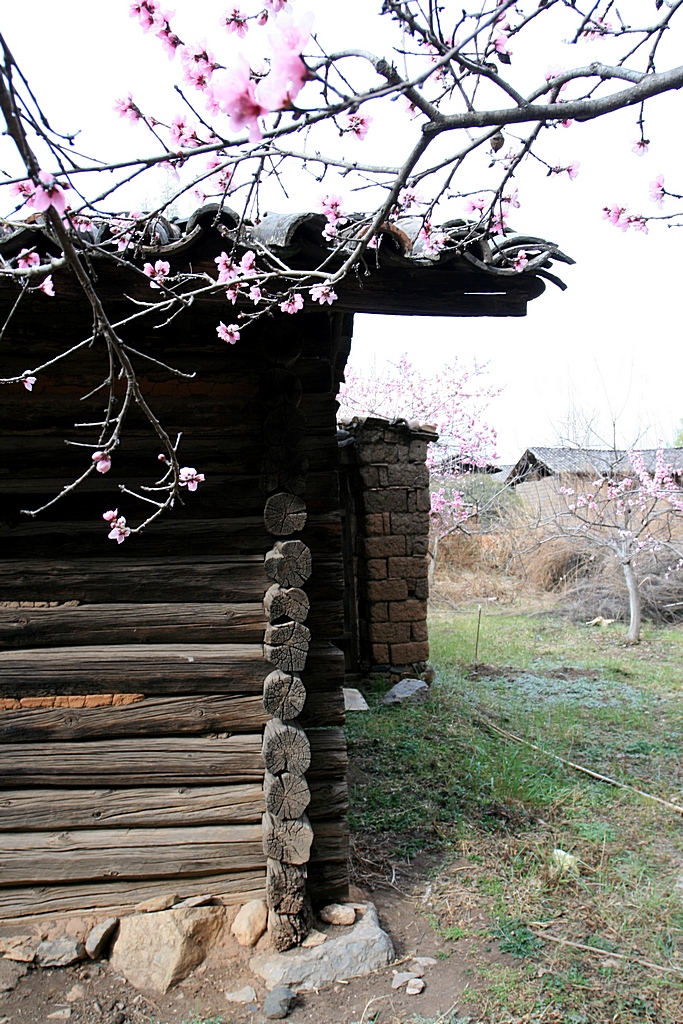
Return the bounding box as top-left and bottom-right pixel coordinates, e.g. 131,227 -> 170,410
0,690 -> 345,742
0,824 -> 265,885
0,641 -> 345,697
0,728 -> 347,786
0,556 -> 343,604
0,779 -> 347,831
307,859 -> 350,906
0,871 -> 267,923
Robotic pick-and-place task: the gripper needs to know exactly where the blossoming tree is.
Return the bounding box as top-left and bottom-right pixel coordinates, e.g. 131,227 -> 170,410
1,0 -> 683,537
546,449 -> 683,642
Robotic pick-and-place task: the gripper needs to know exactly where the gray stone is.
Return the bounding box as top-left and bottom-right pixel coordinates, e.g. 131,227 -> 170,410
46,1009 -> 71,1020
263,985 -> 296,1019
109,906 -> 225,994
343,688 -> 369,712
225,984 -> 257,1003
85,918 -> 119,959
381,679 -> 429,705
391,971 -> 418,989
0,958 -> 28,992
36,938 -> 85,968
250,901 -> 394,992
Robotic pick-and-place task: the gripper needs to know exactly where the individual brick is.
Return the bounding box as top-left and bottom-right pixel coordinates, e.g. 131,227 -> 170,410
416,488 -> 432,512
387,556 -> 429,580
369,622 -> 411,643
409,440 -> 429,463
362,514 -> 385,536
390,512 -> 430,535
359,466 -> 380,488
407,536 -> 430,556
385,463 -> 430,488
411,621 -> 429,642
362,536 -> 406,558
360,559 -> 388,580
390,641 -> 429,663
366,579 -> 409,602
363,488 -> 408,514
414,579 -> 429,600
371,644 -> 390,664
357,443 -> 398,465
389,598 -> 428,622
369,602 -> 389,621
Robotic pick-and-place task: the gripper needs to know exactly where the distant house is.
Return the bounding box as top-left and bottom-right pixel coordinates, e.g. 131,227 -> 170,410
506,447 -> 683,488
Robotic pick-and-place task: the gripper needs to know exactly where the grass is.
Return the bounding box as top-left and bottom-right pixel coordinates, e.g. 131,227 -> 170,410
346,607 -> 683,1023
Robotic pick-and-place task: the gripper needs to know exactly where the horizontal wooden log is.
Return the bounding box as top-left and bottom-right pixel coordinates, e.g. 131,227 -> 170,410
264,541 -> 313,589
0,641 -> 344,697
307,860 -> 349,907
0,778 -> 346,831
0,556 -> 341,605
0,689 -> 345,742
0,871 -> 267,923
264,771 -> 311,819
264,621 -> 311,673
263,493 -> 307,536
0,824 -> 265,885
262,718 -> 311,776
262,812 -> 314,866
0,728 -> 347,786
263,585 -> 310,624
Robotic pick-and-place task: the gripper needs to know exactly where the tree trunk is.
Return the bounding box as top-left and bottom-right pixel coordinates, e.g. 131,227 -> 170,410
622,561 -> 641,643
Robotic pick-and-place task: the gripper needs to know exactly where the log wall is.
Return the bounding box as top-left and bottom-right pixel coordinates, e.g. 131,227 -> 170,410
339,416 -> 437,680
0,307 -> 353,932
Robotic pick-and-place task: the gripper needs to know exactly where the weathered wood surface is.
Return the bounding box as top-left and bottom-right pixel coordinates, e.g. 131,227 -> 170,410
0,516 -> 344,565
0,778 -> 346,831
0,819 -> 348,886
0,824 -> 265,885
262,812 -> 314,865
0,556 -> 341,605
0,690 -> 345,742
268,903 -> 314,952
0,870 -> 268,923
260,447 -> 309,495
262,718 -> 311,776
264,541 -> 313,589
263,406 -> 308,448
264,771 -> 311,820
264,621 -> 311,673
266,858 -> 307,915
0,735 -> 264,786
263,585 -> 310,624
0,641 -> 345,697
263,493 -> 307,536
262,670 -> 307,721
306,859 -> 349,905
0,728 -> 347,785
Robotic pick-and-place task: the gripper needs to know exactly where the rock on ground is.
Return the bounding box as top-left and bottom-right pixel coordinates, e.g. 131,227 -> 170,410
343,688 -> 369,711
319,904 -> 355,926
85,917 -> 119,959
109,906 -> 225,994
231,899 -> 268,947
225,984 -> 257,1003
36,938 -> 85,967
263,985 -> 296,1019
250,901 -> 394,992
406,977 -> 426,995
381,679 -> 429,705
0,958 -> 28,992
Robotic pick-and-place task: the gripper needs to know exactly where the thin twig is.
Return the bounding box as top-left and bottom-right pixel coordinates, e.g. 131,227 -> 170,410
533,932 -> 683,976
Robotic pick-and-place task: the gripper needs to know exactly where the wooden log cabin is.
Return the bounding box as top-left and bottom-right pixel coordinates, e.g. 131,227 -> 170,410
0,206 -> 570,943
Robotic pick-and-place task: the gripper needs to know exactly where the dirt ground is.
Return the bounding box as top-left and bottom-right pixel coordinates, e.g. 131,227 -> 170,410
0,858 -> 515,1024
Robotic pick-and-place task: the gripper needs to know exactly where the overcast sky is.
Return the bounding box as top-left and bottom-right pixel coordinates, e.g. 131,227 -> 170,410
1,1 -> 681,461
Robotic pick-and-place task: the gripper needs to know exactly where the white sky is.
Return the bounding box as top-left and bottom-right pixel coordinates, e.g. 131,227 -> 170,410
1,1 -> 681,461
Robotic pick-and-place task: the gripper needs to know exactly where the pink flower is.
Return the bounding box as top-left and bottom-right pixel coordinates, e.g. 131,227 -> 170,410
29,171 -> 67,216
582,17 -> 612,40
397,189 -> 421,211
114,94 -> 141,124
169,114 -> 200,148
310,281 -> 337,305
92,451 -> 112,474
280,293 -> 303,314
226,283 -> 240,303
108,516 -> 131,544
154,11 -> 181,59
258,12 -> 314,109
239,250 -> 256,273
17,249 -> 40,269
264,0 -> 290,11
22,375 -> 37,391
179,466 -> 205,491
603,203 -> 628,228
249,285 -> 262,303
143,260 -> 171,287
632,139 -> 649,156
215,251 -> 238,282
39,275 -> 55,297
340,113 -> 372,140
513,250 -> 528,272
566,161 -> 580,180
9,179 -> 35,202
211,55 -> 269,142
217,321 -> 240,343
103,509 -> 119,522
419,222 -> 447,254
465,195 -> 487,214
129,0 -> 159,32
221,7 -> 249,37
650,174 -> 665,208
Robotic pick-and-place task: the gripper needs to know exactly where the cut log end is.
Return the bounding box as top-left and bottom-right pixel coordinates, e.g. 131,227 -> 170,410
264,541 -> 313,589
262,717 -> 311,776
264,620 -> 311,674
263,493 -> 308,537
262,670 -> 306,721
262,811 -> 313,866
263,584 -> 310,625
264,770 -> 311,820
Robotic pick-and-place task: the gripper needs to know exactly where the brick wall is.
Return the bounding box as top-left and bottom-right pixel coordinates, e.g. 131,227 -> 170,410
339,416 -> 437,681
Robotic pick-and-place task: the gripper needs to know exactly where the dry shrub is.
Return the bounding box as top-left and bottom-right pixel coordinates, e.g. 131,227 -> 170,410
518,537 -> 604,591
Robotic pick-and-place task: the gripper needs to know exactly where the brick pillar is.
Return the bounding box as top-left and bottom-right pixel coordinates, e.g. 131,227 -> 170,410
340,416 -> 437,681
